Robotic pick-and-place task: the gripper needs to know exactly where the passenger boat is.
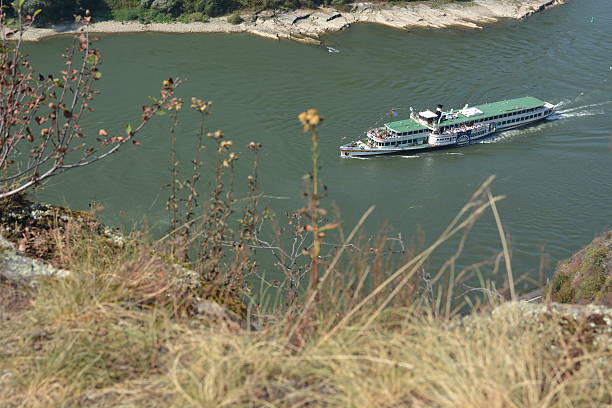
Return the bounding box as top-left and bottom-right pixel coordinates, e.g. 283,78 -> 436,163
339,96 -> 555,158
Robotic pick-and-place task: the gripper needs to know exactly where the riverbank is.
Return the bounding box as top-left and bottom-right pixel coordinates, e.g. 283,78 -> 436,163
20,0 -> 566,44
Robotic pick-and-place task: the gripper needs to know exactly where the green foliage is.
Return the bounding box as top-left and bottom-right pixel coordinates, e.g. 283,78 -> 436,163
548,244 -> 609,305
149,0 -> 180,14
226,12 -> 243,24
111,7 -> 141,20
193,0 -> 228,17
548,272 -> 574,303
176,11 -> 209,22
22,0 -> 109,24
575,247 -> 608,302
136,7 -> 174,22
104,0 -> 140,7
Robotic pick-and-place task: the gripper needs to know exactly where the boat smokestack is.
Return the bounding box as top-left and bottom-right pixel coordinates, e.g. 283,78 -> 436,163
436,104 -> 443,118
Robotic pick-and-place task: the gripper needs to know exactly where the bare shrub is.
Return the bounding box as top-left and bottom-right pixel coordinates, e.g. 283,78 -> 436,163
0,5 -> 179,199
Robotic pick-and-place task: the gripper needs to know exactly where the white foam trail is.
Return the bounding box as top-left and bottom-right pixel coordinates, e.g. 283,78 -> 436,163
326,46 -> 340,53
557,101 -> 612,114
400,155 -> 421,159
558,109 -> 605,118
554,99 -> 574,109
446,152 -> 464,155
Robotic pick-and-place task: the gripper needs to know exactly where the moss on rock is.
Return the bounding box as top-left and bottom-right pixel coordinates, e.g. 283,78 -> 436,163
547,231 -> 612,306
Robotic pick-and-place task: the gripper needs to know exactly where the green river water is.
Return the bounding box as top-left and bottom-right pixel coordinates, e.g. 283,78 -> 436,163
26,0 -> 611,291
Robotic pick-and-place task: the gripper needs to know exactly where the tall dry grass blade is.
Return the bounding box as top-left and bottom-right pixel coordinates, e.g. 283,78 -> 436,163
488,190 -> 516,301
318,181 -> 503,345
287,205 -> 375,340
360,197 -> 502,331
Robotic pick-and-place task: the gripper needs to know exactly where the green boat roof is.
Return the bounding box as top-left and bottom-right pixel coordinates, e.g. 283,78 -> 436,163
386,96 -> 547,132
384,118 -> 428,133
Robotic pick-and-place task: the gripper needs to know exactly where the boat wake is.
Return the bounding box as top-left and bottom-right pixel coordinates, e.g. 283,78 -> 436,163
554,99 -> 611,119
556,109 -> 605,119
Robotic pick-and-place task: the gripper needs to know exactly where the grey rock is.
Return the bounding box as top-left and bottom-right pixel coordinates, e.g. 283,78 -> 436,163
0,235 -> 69,285
457,301 -> 612,352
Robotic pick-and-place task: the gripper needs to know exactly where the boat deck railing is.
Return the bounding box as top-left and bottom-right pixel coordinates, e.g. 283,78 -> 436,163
438,123 -> 489,135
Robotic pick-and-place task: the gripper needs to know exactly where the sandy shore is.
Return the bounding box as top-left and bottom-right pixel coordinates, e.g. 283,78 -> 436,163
18,0 -> 566,44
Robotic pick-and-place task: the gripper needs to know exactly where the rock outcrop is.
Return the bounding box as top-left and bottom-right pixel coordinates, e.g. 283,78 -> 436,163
0,235 -> 70,284
547,231 -> 611,307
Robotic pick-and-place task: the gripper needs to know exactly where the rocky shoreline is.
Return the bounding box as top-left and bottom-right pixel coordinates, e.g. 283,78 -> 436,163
19,0 -> 566,44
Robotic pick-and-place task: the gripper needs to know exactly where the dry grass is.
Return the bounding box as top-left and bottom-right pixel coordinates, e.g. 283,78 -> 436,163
1,188 -> 610,408
1,274 -> 609,407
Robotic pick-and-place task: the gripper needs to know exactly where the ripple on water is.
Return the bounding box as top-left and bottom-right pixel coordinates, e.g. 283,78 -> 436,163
23,0 -> 612,284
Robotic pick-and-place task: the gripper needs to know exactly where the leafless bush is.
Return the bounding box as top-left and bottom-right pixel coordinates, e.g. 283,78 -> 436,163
0,4 -> 179,199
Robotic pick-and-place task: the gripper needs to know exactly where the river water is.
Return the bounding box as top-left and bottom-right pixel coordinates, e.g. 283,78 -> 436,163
27,0 -> 611,290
